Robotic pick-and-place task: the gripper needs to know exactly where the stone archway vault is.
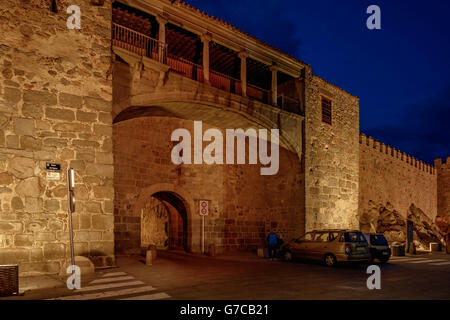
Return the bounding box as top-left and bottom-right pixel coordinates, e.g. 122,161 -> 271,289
132,183 -> 198,253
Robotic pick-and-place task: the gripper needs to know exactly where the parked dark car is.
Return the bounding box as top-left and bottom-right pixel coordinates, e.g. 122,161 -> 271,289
363,233 -> 391,263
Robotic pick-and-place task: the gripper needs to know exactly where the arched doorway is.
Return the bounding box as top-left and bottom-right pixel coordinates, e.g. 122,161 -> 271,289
140,191 -> 189,252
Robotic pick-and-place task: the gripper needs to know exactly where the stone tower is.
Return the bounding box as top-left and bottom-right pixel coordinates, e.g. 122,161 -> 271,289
435,157 -> 450,232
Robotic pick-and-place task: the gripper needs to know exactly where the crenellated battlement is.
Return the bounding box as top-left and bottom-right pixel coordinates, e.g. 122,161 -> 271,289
434,156 -> 450,169
359,133 -> 436,174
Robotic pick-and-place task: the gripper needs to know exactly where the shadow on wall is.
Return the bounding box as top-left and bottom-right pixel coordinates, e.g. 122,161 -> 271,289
359,201 -> 443,251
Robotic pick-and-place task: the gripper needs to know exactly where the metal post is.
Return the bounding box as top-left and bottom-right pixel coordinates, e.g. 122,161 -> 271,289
202,215 -> 205,254
67,168 -> 75,268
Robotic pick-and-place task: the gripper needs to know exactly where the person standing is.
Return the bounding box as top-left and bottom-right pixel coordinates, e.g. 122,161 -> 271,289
267,229 -> 278,260
445,231 -> 450,254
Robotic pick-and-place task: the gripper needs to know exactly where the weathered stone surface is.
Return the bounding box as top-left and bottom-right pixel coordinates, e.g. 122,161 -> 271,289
15,177 -> 42,197
43,138 -> 69,148
11,196 -> 24,210
44,199 -> 60,212
8,157 -> 34,178
0,129 -> 4,146
23,90 -> 57,106
19,262 -> 60,275
93,186 -> 114,199
94,124 -> 112,137
48,220 -> 63,231
96,152 -> 114,165
13,118 -> 35,136
46,185 -> 67,198
5,134 -> 19,148
0,113 -> 9,129
59,93 -> 83,108
30,248 -> 44,262
26,221 -> 46,233
359,134 -> 437,227
76,110 -> 97,122
92,215 -> 114,230
36,232 -> 56,241
45,107 -> 75,121
84,97 -> 111,112
360,201 -> 442,251
76,151 -> 95,162
75,231 -> 101,241
98,112 -> 112,124
0,222 -> 22,233
43,243 -> 66,260
4,87 -> 21,104
2,68 -> 13,79
85,201 -> 103,213
14,234 -> 34,246
89,241 -> 114,256
72,139 -> 100,148
20,135 -> 42,150
24,197 -> 43,212
86,163 -> 114,178
0,172 -> 13,185
79,215 -> 92,229
53,122 -> 90,133
0,248 -> 30,264
0,0 -> 114,275
22,103 -> 43,119
70,160 -> 86,171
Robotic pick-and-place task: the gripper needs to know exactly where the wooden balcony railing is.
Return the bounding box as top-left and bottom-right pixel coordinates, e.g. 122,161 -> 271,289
277,95 -> 301,114
111,23 -> 302,115
247,83 -> 271,105
209,69 -> 241,95
112,23 -> 167,63
167,55 -> 204,82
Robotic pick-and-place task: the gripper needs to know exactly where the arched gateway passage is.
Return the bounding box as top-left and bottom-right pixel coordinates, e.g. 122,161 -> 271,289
113,114 -> 305,256
141,191 -> 189,252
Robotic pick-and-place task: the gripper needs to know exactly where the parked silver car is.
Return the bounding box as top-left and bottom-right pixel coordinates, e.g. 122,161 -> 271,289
281,229 -> 371,267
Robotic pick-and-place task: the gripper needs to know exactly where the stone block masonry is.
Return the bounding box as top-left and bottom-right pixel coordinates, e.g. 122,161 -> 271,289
304,74 -> 360,231
435,157 -> 450,225
113,117 -> 304,254
359,133 -> 437,221
0,0 -> 114,275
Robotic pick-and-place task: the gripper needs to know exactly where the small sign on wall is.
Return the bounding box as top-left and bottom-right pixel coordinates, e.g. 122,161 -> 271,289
199,200 -> 209,216
46,162 -> 61,181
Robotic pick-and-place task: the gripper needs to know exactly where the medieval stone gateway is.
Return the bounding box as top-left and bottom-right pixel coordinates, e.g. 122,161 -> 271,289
0,0 -> 447,275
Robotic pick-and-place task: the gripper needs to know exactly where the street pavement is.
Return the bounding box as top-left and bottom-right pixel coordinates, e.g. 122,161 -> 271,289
2,250 -> 449,300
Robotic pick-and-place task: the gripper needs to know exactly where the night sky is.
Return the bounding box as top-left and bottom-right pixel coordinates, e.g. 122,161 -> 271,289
186,0 -> 450,164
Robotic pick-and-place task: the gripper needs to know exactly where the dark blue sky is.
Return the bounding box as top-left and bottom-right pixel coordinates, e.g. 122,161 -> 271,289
187,0 -> 450,164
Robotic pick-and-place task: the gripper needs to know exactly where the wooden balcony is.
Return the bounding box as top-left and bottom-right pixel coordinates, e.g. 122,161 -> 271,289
112,23 -> 299,112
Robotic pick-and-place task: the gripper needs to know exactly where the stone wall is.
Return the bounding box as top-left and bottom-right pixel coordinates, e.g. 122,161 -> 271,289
113,116 -> 304,254
435,157 -> 450,229
304,74 -> 360,231
0,0 -> 114,275
359,134 -> 437,221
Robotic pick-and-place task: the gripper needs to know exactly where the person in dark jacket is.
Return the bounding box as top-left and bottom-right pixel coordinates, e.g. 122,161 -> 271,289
267,229 -> 278,260
446,232 -> 450,254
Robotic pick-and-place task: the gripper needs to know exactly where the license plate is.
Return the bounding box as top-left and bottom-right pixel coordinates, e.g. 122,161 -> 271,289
382,251 -> 389,255
356,247 -> 365,251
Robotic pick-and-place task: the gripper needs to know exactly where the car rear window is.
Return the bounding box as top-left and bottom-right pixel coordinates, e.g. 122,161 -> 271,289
370,235 -> 388,246
344,232 -> 367,243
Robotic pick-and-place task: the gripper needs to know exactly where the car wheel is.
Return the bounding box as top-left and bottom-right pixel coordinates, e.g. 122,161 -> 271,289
324,254 -> 337,267
284,251 -> 293,262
